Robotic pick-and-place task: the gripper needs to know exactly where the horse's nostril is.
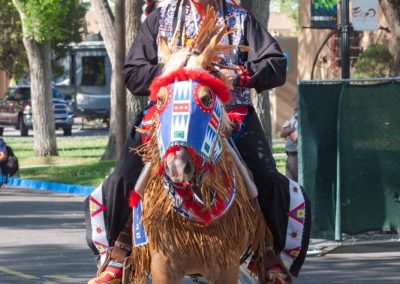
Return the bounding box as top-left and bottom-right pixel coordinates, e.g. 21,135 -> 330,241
184,162 -> 192,175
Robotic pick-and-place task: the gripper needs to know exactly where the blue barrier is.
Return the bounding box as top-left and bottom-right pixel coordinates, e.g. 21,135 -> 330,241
5,177 -> 95,196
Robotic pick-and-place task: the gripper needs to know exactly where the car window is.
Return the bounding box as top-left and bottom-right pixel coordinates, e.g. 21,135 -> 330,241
81,56 -> 106,86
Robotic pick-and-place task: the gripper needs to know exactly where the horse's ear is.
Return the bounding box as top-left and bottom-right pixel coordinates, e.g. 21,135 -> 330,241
158,36 -> 172,64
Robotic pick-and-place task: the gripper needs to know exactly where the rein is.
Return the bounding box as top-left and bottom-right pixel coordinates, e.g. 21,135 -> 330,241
163,168 -> 236,224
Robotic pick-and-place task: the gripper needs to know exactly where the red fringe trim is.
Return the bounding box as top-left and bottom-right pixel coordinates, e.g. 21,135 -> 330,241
149,68 -> 231,104
212,197 -> 226,217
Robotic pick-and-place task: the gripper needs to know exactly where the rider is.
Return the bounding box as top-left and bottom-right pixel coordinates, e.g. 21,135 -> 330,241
86,0 -> 310,283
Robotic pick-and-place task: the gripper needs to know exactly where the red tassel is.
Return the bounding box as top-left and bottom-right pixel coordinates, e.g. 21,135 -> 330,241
212,197 -> 226,217
129,190 -> 142,208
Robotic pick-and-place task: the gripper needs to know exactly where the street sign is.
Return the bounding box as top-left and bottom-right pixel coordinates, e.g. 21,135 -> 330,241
352,0 -> 378,31
311,0 -> 338,29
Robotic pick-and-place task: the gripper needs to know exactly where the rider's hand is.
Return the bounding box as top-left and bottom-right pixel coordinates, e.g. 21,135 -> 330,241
218,68 -> 237,90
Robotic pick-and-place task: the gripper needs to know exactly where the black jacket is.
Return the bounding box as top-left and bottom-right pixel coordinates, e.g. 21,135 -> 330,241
123,6 -> 286,97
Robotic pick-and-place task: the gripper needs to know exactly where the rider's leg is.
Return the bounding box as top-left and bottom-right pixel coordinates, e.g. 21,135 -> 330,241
233,107 -> 310,278
84,110 -> 146,283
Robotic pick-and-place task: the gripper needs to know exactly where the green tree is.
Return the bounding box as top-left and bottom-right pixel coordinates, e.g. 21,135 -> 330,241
354,44 -> 394,78
0,0 -> 85,81
11,0 -> 86,156
0,0 -> 28,80
379,0 -> 400,75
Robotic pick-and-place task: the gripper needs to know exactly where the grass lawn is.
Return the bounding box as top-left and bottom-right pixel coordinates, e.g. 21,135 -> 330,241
4,136 -> 115,187
3,136 -> 287,187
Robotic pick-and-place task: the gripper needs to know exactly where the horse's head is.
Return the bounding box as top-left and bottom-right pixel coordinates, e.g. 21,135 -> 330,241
150,67 -> 230,180
143,5 -> 250,224
149,66 -> 234,224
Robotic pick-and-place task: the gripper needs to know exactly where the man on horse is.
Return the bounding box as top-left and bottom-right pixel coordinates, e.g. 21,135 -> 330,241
85,0 -> 310,283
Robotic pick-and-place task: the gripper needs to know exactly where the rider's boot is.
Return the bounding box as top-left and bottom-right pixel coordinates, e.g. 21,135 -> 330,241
88,217 -> 132,284
247,246 -> 293,284
264,247 -> 293,284
88,258 -> 123,284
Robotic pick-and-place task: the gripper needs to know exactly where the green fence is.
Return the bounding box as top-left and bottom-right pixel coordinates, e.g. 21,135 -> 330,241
298,79 -> 400,240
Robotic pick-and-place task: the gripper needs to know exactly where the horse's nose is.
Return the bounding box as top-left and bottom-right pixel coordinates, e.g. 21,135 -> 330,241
165,147 -> 194,183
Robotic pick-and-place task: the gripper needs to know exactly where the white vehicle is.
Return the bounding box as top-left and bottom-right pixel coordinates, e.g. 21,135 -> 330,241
57,41 -> 111,124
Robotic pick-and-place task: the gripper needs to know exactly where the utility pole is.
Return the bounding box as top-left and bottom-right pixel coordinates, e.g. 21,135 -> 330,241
340,0 -> 351,79
115,0 -> 126,159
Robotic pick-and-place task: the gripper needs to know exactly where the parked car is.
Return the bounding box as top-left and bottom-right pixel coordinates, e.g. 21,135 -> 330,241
0,86 -> 74,136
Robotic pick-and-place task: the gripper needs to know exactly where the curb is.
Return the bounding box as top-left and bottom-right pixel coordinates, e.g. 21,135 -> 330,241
5,177 -> 94,196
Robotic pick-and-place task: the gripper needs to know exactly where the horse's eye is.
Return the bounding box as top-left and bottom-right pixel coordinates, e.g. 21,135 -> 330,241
157,87 -> 168,110
198,86 -> 213,108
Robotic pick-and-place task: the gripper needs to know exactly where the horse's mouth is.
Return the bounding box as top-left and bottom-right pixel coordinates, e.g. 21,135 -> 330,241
168,180 -> 216,208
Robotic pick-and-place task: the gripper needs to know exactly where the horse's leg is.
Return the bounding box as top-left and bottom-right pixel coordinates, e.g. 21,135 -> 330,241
212,265 -> 240,284
150,252 -> 184,284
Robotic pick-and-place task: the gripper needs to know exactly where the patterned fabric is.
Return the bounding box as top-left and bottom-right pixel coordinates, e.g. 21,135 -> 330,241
280,179 -> 306,270
132,200 -> 148,247
89,183 -> 110,265
158,1 -> 252,107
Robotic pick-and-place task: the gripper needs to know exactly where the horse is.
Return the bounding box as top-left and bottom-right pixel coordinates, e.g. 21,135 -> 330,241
127,7 -> 272,283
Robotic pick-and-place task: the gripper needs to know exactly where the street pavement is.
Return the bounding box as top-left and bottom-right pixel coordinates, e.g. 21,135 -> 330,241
1,186 -> 399,284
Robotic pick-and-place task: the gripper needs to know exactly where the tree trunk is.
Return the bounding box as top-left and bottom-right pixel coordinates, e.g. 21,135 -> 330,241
101,69 -> 117,160
115,0 -> 127,159
379,0 -> 400,75
23,38 -> 58,156
90,0 -> 117,160
240,0 -> 273,147
126,0 -> 148,128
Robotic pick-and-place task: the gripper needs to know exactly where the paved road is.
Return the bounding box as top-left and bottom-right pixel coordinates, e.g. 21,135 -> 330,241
1,186 -> 399,284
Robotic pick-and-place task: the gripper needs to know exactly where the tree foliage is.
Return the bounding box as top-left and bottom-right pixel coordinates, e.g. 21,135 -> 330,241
1,0 -> 86,79
14,0 -> 84,42
379,0 -> 400,75
0,0 -> 28,79
354,44 -> 394,78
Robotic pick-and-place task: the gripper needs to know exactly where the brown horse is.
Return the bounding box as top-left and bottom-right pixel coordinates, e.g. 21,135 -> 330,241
128,7 -> 271,284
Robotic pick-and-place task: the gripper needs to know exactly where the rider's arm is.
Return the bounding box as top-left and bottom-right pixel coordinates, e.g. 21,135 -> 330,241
123,9 -> 163,96
235,13 -> 287,93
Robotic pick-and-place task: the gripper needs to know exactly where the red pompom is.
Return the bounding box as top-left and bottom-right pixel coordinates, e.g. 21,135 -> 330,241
129,190 -> 142,208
